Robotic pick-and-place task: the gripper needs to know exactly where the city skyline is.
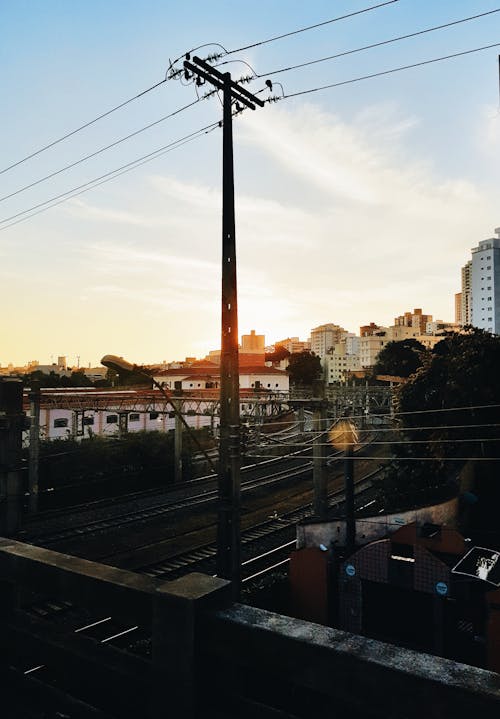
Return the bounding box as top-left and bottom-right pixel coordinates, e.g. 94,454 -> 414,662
1,1 -> 499,366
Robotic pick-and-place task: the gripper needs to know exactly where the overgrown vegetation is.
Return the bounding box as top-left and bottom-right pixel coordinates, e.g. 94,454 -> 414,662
371,338 -> 426,378
30,427 -> 215,493
377,328 -> 500,512
286,351 -> 322,386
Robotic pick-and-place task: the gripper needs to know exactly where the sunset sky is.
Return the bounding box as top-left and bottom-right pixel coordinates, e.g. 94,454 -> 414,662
1,0 -> 499,367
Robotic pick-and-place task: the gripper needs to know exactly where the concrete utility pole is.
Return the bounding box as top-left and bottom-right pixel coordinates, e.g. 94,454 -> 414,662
0,378 -> 27,534
28,381 -> 41,513
174,402 -> 183,483
312,380 -> 328,520
183,57 -> 264,595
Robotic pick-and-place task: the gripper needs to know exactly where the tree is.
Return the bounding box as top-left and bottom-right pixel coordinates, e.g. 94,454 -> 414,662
378,329 -> 500,512
372,338 -> 426,378
265,346 -> 291,364
286,351 -> 322,386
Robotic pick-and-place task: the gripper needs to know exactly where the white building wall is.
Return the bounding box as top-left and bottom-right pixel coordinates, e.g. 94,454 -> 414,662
470,234 -> 500,334
239,372 -> 289,391
359,333 -> 389,368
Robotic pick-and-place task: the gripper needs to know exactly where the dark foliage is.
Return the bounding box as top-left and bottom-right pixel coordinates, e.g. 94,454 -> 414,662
377,329 -> 500,511
286,351 -> 322,386
265,346 -> 291,363
372,338 -> 427,378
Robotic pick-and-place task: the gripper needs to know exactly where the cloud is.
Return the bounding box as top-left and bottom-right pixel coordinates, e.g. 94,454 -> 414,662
46,100 -> 498,357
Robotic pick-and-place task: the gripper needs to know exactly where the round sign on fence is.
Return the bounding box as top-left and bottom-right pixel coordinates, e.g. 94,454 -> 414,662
436,581 -> 448,596
345,564 -> 356,577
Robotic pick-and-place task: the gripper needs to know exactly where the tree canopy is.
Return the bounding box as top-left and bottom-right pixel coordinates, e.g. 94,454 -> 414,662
372,338 -> 426,378
286,351 -> 322,386
378,329 -> 500,512
265,346 -> 291,364
23,370 -> 94,388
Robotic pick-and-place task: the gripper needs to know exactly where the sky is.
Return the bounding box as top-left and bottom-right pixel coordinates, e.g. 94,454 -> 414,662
1,0 -> 499,367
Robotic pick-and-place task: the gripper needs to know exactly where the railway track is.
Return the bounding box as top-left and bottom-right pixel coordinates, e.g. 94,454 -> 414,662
25,430 -> 381,549
138,467 -> 382,581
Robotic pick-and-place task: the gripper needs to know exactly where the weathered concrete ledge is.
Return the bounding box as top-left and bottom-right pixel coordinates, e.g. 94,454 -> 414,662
201,603 -> 500,717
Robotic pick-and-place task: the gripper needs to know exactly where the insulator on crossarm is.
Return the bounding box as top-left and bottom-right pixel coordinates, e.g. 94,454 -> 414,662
265,79 -> 273,91
184,69 -> 192,81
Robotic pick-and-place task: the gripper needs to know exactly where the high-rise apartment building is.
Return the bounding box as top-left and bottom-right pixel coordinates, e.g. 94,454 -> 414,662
460,260 -> 472,326
455,293 -> 462,325
309,323 -> 347,359
470,230 -> 500,334
393,308 -> 432,334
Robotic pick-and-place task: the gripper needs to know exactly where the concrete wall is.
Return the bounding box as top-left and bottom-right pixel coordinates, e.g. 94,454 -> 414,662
297,495 -> 459,549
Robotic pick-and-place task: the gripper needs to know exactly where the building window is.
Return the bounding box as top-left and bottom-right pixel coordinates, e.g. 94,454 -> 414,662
129,413 -> 140,422
149,412 -> 159,420
54,418 -> 68,428
82,417 -> 94,426
106,415 -> 118,424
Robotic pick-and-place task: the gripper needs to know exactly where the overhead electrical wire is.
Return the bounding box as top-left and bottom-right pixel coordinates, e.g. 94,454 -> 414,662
2,34 -> 498,228
0,78 -> 170,176
0,3 -> 398,176
247,453 -> 500,461
223,0 -> 400,54
255,438 -> 500,447
239,8 -> 500,78
281,42 -> 500,99
282,402 -> 500,423
0,123 -> 220,232
0,96 -> 209,204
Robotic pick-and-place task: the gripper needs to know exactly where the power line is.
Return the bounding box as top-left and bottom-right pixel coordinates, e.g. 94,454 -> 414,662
0,97 -> 208,204
0,78 -> 169,176
224,0 -> 400,54
282,42 -> 500,99
0,99 -> 257,230
0,123 -> 220,232
4,38 -> 498,228
247,453 -> 500,461
256,438 -> 500,448
243,8 -> 500,78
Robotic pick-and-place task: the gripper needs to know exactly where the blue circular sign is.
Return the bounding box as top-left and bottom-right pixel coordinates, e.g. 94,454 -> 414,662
436,581 -> 448,596
345,564 -> 356,577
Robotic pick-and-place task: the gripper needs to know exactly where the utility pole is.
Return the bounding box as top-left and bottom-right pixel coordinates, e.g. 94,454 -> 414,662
28,380 -> 41,513
0,378 -> 27,534
174,401 -> 183,483
312,380 -> 328,520
183,56 -> 264,596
